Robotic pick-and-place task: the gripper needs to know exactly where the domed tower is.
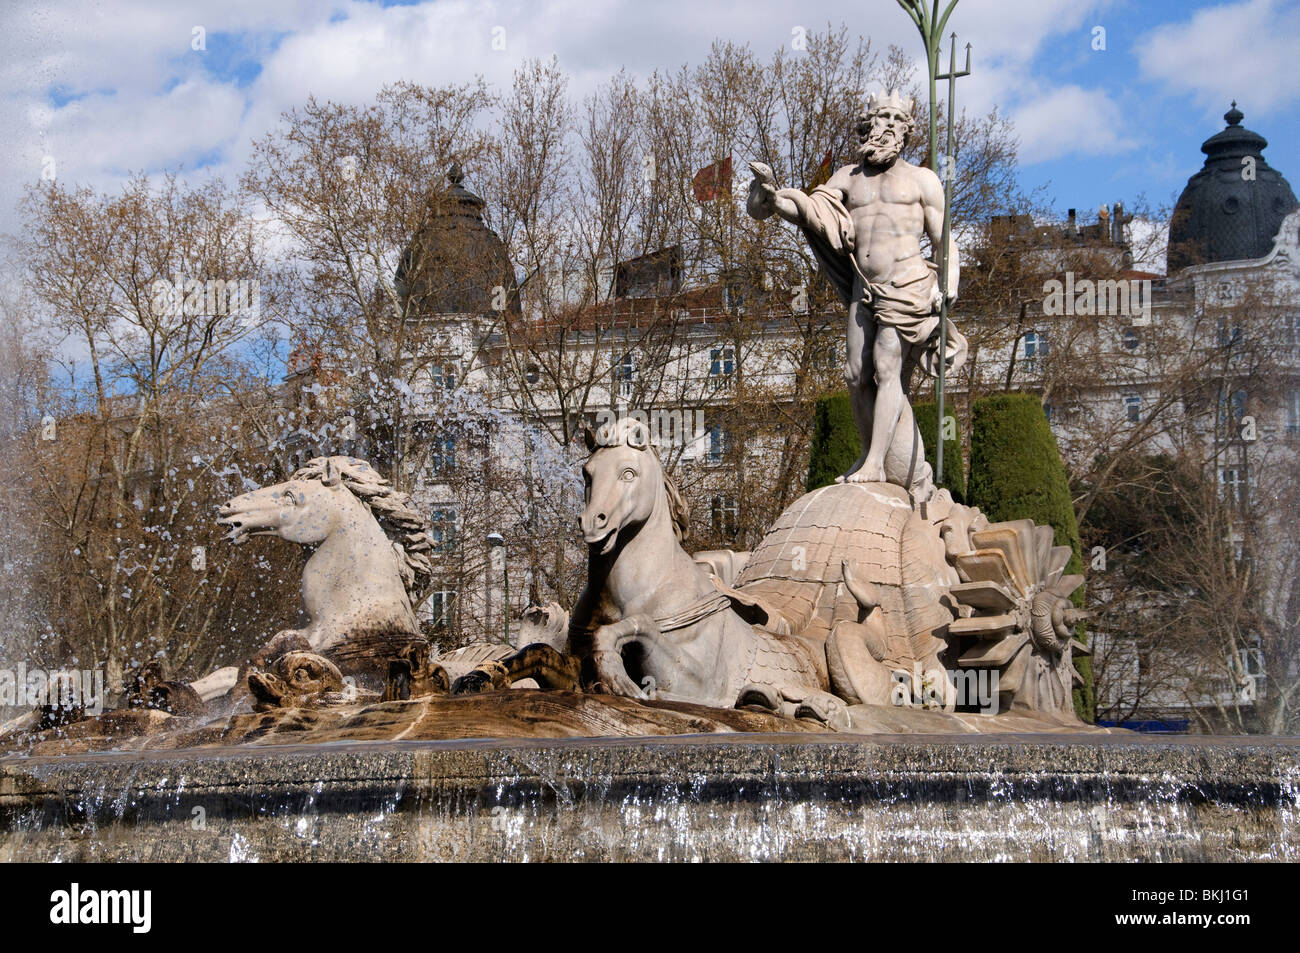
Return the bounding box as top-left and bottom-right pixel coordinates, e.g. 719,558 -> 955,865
396,163 -> 521,318
1168,103 -> 1299,274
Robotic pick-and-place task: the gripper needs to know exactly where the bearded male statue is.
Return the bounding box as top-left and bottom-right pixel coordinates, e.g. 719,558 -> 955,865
747,91 -> 967,500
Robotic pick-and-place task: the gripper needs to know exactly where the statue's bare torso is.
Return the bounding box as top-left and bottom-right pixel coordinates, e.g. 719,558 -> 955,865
825,158 -> 945,286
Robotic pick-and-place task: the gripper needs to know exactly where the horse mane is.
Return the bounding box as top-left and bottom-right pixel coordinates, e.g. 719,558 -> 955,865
292,456 -> 433,599
660,460 -> 691,542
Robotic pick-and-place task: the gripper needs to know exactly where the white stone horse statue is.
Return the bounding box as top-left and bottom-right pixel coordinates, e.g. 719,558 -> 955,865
490,417 -> 847,725
218,457 -> 432,659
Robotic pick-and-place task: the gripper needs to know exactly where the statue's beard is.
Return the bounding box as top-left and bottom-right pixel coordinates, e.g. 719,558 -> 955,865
857,130 -> 905,167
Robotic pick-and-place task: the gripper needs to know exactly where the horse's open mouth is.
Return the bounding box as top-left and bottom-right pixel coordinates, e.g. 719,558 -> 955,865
585,527 -> 619,555
217,512 -> 275,543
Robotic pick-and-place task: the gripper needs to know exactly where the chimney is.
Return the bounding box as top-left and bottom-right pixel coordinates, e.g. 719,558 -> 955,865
1067,208 -> 1077,237
1112,202 -> 1126,244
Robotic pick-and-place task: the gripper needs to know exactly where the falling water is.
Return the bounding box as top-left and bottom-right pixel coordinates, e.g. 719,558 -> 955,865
2,735 -> 1297,861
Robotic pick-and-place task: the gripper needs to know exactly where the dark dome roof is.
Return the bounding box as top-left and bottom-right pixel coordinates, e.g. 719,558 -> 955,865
396,164 -> 520,317
1168,103 -> 1298,274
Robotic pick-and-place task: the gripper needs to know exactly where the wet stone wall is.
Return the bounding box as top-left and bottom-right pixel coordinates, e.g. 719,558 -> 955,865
1,733 -> 1297,862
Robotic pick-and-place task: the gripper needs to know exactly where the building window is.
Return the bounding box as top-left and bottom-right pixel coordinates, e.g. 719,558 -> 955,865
525,363 -> 540,385
430,507 -> 459,554
1023,331 -> 1047,373
814,341 -> 838,371
427,586 -> 458,632
1288,388 -> 1300,435
708,425 -> 730,463
1121,328 -> 1140,350
1218,388 -> 1248,431
429,433 -> 457,478
1226,532 -> 1246,564
1287,315 -> 1300,348
709,347 -> 735,391
614,351 -> 635,398
723,284 -> 745,315
1219,465 -> 1248,505
1238,646 -> 1264,678
1217,320 -> 1244,348
1122,393 -> 1141,423
711,495 -> 739,538
431,362 -> 458,391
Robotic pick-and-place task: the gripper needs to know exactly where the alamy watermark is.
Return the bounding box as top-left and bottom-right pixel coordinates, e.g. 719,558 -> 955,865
591,406 -> 707,449
49,883 -> 151,933
1042,273 -> 1151,326
0,664 -> 105,715
150,277 -> 260,318
892,664 -> 999,715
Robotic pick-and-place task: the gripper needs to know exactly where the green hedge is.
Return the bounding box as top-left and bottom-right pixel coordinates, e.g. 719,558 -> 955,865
912,400 -> 966,503
806,393 -> 858,491
967,393 -> 1093,722
807,393 -> 966,499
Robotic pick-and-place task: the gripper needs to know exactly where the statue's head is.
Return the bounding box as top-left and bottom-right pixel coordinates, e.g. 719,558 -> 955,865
579,416 -> 689,555
857,90 -> 915,167
218,459 -> 354,546
217,455 -> 433,599
248,651 -> 346,710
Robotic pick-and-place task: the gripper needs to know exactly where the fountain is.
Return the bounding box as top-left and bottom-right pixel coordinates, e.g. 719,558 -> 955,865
3,98 -> 1297,862
2,435 -> 1297,860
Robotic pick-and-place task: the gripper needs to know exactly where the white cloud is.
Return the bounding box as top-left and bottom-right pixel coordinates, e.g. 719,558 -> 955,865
0,0 -> 338,231
1139,0 -> 1300,116
1011,84 -> 1136,164
46,80 -> 245,172
0,0 -> 1134,239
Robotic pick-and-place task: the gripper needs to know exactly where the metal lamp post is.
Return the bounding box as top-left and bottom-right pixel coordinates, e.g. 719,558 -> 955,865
895,0 -> 962,172
486,532 -> 509,646
934,33 -> 970,488
897,1 -> 970,488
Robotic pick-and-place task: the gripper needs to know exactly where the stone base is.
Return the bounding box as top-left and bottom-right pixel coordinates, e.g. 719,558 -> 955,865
0,690 -> 1106,758
2,734 -> 1297,861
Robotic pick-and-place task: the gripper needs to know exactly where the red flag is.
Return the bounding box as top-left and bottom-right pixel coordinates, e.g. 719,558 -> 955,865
692,155 -> 732,202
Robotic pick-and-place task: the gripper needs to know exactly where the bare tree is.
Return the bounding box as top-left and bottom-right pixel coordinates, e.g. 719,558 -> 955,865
18,173 -> 291,689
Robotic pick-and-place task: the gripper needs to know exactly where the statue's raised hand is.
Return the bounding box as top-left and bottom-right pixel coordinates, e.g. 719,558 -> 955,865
747,161 -> 778,220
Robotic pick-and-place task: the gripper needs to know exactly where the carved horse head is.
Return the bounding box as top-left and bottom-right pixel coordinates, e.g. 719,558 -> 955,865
579,417 -> 689,556
218,457 -> 358,546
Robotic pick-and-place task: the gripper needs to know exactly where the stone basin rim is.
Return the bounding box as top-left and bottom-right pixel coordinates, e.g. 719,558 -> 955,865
4,730 -> 1299,773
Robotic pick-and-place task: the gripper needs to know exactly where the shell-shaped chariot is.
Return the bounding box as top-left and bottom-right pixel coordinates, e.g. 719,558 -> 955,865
702,481 -> 1088,716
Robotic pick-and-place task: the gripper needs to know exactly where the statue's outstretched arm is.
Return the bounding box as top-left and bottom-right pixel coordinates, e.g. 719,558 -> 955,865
747,161 -> 820,226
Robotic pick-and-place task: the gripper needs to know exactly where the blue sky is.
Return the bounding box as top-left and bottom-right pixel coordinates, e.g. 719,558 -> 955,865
1,0 -> 1297,264
1016,0 -> 1299,218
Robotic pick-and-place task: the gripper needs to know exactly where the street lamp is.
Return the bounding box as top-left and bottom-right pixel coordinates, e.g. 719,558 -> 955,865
897,1 -> 971,489
933,33 -> 970,489
895,0 -> 963,172
486,532 -> 509,646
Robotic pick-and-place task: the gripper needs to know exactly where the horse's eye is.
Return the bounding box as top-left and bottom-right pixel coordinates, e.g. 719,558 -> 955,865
620,468 -> 636,481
